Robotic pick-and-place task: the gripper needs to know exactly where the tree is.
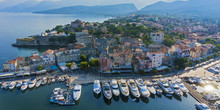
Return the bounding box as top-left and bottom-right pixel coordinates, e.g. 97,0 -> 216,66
163,38 -> 175,47
139,70 -> 145,75
67,32 -> 76,43
80,61 -> 88,69
173,58 -> 188,69
165,68 -> 170,73
142,34 -> 154,46
189,61 -> 193,67
214,44 -> 220,52
152,68 -> 158,74
202,58 -> 206,62
38,65 -> 44,71
66,63 -> 72,69
195,60 -> 200,64
80,54 -> 87,61
45,29 -> 50,33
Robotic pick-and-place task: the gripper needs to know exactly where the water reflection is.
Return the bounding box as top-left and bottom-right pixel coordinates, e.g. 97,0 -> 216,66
173,95 -> 182,101
156,94 -> 162,98
140,96 -> 149,104
150,94 -> 155,99
93,92 -> 101,99
162,93 -> 173,100
103,96 -> 112,105
120,94 -> 129,103
112,95 -> 119,102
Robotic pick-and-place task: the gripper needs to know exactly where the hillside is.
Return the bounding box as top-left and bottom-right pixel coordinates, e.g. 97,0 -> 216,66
33,4 -> 138,16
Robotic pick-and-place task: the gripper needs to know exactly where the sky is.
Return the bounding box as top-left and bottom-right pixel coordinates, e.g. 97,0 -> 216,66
0,0 -> 179,9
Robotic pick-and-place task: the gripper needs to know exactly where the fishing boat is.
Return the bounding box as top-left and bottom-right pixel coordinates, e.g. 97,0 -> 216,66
49,88 -> 65,103
21,81 -> 28,91
73,84 -> 82,101
9,81 -> 16,90
153,85 -> 163,95
102,81 -> 112,99
93,80 -> 101,94
175,79 -> 189,93
195,103 -> 211,110
29,78 -> 36,89
41,77 -> 47,85
135,78 -> 150,97
35,79 -> 42,88
16,81 -> 22,88
110,79 -> 120,96
158,78 -> 174,96
145,81 -> 156,95
127,79 -> 140,98
118,79 -> 129,97
168,80 -> 183,97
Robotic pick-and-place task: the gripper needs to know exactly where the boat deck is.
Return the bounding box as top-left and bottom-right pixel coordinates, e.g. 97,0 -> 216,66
183,81 -> 217,110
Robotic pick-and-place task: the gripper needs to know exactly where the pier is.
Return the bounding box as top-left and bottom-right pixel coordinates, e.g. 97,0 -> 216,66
183,81 -> 217,110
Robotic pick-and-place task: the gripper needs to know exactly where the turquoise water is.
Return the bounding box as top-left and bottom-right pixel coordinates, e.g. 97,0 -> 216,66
0,83 -> 197,110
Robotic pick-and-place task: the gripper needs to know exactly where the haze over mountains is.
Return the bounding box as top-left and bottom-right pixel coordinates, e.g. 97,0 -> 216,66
0,0 -> 220,17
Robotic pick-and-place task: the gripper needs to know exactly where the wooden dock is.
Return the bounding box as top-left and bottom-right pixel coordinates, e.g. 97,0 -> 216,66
183,81 -> 217,110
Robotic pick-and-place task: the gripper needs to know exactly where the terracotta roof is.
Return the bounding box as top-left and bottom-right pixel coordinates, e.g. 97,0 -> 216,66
8,60 -> 17,64
148,51 -> 163,54
16,56 -> 25,61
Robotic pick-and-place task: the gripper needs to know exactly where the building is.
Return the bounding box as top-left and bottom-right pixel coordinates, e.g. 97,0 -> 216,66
190,46 -> 208,60
3,60 -> 17,71
150,31 -> 164,44
148,44 -> 161,52
95,37 -> 111,54
75,31 -> 93,47
70,19 -> 85,28
99,52 -> 111,72
136,56 -> 152,70
146,51 -> 163,68
40,49 -> 55,66
172,43 -> 190,58
55,49 -> 80,63
15,56 -> 26,70
80,47 -> 97,57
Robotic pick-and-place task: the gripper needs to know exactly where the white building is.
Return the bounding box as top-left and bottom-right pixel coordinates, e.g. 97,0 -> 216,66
75,31 -> 93,47
150,31 -> 164,44
40,49 -> 55,65
3,60 -> 17,71
146,51 -> 163,68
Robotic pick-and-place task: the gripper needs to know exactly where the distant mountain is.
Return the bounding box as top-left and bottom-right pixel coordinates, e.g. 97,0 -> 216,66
33,4 -> 138,16
139,0 -> 220,17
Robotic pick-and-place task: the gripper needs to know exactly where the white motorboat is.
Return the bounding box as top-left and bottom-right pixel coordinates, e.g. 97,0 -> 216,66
195,102 -> 211,110
29,78 -> 36,89
35,79 -> 42,88
73,84 -> 82,101
93,80 -> 101,94
158,78 -> 174,95
118,79 -> 129,97
9,81 -> 16,90
153,85 -> 163,95
1,82 -> 9,89
110,79 -> 120,96
135,78 -> 150,97
145,81 -> 156,95
21,81 -> 28,91
51,78 -> 56,83
151,79 -> 158,85
168,80 -> 183,97
205,94 -> 220,101
102,81 -> 112,99
175,79 -> 189,93
41,77 -> 47,85
16,81 -> 22,88
127,79 -> 140,98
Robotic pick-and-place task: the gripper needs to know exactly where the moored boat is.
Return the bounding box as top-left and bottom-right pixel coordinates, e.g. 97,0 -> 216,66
135,78 -> 150,97
168,80 -> 183,97
158,78 -> 174,96
195,102 -> 211,110
153,85 -> 163,95
41,77 -> 47,85
110,79 -> 120,96
9,81 -> 16,90
93,80 -> 101,94
16,81 -> 22,88
21,81 -> 28,91
175,79 -> 189,93
118,79 -> 129,97
145,81 -> 156,95
35,79 -> 42,88
127,79 -> 140,98
73,84 -> 82,101
28,78 -> 36,89
102,81 -> 112,100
